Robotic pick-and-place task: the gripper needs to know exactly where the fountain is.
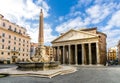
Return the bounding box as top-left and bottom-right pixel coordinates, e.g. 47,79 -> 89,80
0,9 -> 76,78
16,9 -> 59,71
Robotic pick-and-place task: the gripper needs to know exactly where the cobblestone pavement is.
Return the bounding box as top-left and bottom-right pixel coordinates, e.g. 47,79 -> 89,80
0,65 -> 120,83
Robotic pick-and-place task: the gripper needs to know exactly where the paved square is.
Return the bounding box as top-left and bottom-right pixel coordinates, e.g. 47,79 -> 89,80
0,65 -> 120,83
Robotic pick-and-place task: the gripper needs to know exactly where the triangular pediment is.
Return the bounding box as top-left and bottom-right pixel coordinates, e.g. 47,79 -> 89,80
52,29 -> 98,43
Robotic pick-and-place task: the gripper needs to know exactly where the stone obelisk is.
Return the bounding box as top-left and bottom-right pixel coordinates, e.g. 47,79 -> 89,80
39,9 -> 44,46
33,9 -> 49,62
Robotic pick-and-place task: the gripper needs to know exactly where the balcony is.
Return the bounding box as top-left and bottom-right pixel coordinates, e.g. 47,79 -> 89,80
8,28 -> 23,35
8,28 -> 13,31
11,49 -> 19,53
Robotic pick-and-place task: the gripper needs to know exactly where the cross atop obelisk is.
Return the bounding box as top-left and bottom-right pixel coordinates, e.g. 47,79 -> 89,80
38,9 -> 44,46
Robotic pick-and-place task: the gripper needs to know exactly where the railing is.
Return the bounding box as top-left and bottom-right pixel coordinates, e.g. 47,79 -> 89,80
8,28 -> 23,35
11,49 -> 19,53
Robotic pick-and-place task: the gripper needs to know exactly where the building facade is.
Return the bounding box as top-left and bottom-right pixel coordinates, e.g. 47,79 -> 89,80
45,46 -> 53,60
0,14 -> 31,64
107,47 -> 117,61
117,40 -> 120,62
52,28 -> 107,65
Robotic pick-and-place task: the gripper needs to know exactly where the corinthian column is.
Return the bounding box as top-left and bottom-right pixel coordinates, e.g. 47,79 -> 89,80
82,44 -> 85,65
75,44 -> 78,65
96,42 -> 100,64
68,45 -> 71,65
89,43 -> 92,65
57,46 -> 59,61
63,46 -> 65,64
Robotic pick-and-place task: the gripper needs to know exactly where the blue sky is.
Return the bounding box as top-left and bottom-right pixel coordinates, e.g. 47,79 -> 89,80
0,0 -> 120,49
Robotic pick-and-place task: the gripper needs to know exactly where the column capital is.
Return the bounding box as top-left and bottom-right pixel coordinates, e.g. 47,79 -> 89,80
75,44 -> 78,46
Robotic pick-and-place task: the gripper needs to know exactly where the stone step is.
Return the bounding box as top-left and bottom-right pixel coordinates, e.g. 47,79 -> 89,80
60,68 -> 77,75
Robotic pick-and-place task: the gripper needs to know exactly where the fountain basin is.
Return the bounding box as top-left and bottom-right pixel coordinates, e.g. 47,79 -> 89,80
16,61 -> 60,71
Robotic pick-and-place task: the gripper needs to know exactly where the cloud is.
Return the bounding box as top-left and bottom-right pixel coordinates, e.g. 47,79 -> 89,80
108,10 -> 120,27
44,24 -> 57,45
55,0 -> 120,49
0,0 -> 56,45
70,0 -> 92,13
101,10 -> 120,48
86,3 -> 116,24
56,17 -> 86,33
0,0 -> 49,20
26,23 -> 57,45
58,16 -> 64,21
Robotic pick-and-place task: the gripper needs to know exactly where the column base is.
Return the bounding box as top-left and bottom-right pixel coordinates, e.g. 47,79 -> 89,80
97,64 -> 103,66
75,64 -> 78,66
89,64 -> 92,66
68,64 -> 71,65
81,64 -> 85,66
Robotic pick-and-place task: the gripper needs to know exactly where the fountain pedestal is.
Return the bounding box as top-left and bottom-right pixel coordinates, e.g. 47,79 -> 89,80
16,61 -> 60,71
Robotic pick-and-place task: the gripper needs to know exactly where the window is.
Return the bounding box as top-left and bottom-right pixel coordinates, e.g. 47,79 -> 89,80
3,22 -> 5,27
8,46 -> 10,49
19,38 -> 21,41
9,25 -> 11,29
14,28 -> 16,32
8,52 -> 10,55
19,30 -> 21,34
2,33 -> 5,37
14,42 -> 16,44
23,39 -> 25,42
9,35 -> 11,39
8,25 -> 12,30
14,47 -> 16,50
19,43 -> 21,45
19,48 -> 20,51
8,41 -> 11,43
14,37 -> 16,40
1,52 -> 4,55
2,45 -> 4,49
2,39 -> 4,42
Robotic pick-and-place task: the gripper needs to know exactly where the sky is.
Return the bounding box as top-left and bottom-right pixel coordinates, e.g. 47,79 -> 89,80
0,0 -> 120,49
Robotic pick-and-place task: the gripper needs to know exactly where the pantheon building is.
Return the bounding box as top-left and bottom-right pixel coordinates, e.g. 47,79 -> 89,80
51,28 -> 107,65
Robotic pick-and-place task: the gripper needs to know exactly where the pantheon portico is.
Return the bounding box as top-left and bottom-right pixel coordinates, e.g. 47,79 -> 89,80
51,28 -> 107,65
